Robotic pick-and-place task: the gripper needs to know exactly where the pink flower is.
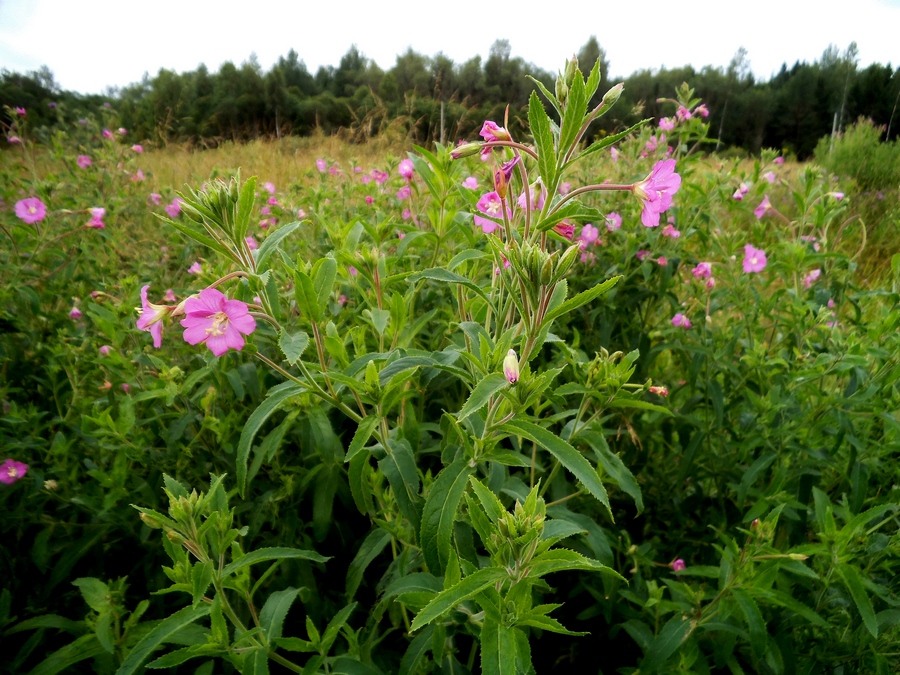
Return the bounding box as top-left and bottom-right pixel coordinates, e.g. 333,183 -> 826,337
763,171 -> 776,184
671,559 -> 686,571
69,305 -> 82,319
398,158 -> 414,179
754,195 -> 772,219
136,285 -> 168,348
610,147 -> 619,162
804,269 -> 821,288
99,345 -> 113,356
8,136 -> 21,144
695,104 -> 709,118
371,170 -> 388,184
774,156 -> 785,165
260,205 -> 271,216
131,144 -> 143,153
338,294 -> 348,306
645,135 -> 659,153
478,121 -> 510,156
87,207 -> 106,229
633,159 -> 681,228
554,222 -> 575,240
0,459 -> 28,485
657,256 -> 668,266
165,198 -> 182,218
606,212 -> 622,231
245,236 -> 258,250
397,231 -> 405,240
349,265 -> 358,277
691,262 -> 712,279
259,219 -> 271,229
636,250 -> 651,262
402,208 -> 413,221
188,262 -> 202,275
132,169 -> 145,182
180,288 -> 257,357
15,107 -> 26,116
297,208 -> 307,218
328,166 -> 341,177
649,385 -> 668,396
827,298 -> 835,309
361,174 -> 372,185
578,223 -> 600,249
267,197 -> 278,206
662,224 -> 680,238
829,192 -> 844,200
659,117 -> 675,131
474,191 -> 510,234
149,192 -> 161,205
462,176 -> 478,189
263,181 -> 276,194
676,106 -> 692,122
672,313 -> 691,328
558,182 -> 571,196
15,197 -> 47,224
102,129 -> 113,139
164,289 -> 177,302
365,195 -> 374,205
517,183 -> 546,211
705,277 -> 716,290
118,128 -> 127,136
396,185 -> 411,200
743,245 -> 767,273
121,383 -> 131,393
316,158 -> 327,172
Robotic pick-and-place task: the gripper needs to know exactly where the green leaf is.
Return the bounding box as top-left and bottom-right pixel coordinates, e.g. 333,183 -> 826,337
31,634 -> 106,675
542,276 -> 620,327
223,547 -> 328,578
448,248 -> 489,271
294,269 -> 322,322
528,549 -> 619,579
156,213 -> 237,262
420,459 -> 475,575
480,617 -> 518,675
116,605 -> 212,675
409,567 -> 507,632
346,528 -> 392,598
344,415 -> 380,462
733,589 -> 767,659
576,119 -> 650,163
71,578 -> 109,613
468,477 -> 505,523
529,90 -> 557,188
754,589 -> 829,628
526,75 -> 562,118
278,330 -> 309,366
559,70 -> 587,158
458,373 -> 509,423
399,625 -> 434,675
368,308 -> 390,336
191,561 -> 214,608
312,256 -> 338,307
242,647 -> 270,675
321,603 -> 357,653
516,612 -> 587,636
500,420 -> 611,517
259,587 -> 300,643
236,382 -> 302,496
641,615 -> 692,671
379,440 -> 421,532
606,398 -> 673,416
408,267 -> 494,311
255,221 -> 302,270
837,564 -> 878,637
581,430 -> 643,512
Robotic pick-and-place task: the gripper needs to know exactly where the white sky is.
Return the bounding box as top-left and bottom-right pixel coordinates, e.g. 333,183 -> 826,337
1,0 -> 898,95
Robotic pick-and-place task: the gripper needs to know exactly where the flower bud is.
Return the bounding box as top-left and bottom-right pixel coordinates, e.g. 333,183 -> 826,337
451,142 -> 483,160
602,83 -> 624,108
564,55 -> 579,88
503,349 -> 520,384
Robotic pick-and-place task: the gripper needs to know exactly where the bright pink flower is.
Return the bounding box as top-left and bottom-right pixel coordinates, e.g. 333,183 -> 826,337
804,269 -> 821,288
659,117 -> 675,131
149,192 -> 161,205
829,192 -> 844,200
479,121 -> 510,156
732,188 -> 744,201
691,262 -> 712,279
554,222 -> 575,240
69,305 -> 82,319
165,198 -> 182,218
649,385 -> 668,396
743,245 -> 767,273
131,144 -> 143,153
633,159 -> 681,228
260,205 -> 271,216
15,197 -> 47,224
188,262 -> 202,275
267,197 -> 278,206
636,250 -> 651,262
338,294 -> 348,306
316,158 -> 327,172
705,277 -> 716,290
657,256 -> 668,266
474,191 -> 510,234
136,285 -> 168,348
774,156 -> 785,165
397,231 -> 405,239
402,208 -> 413,220
578,223 -> 600,249
671,559 -> 686,571
645,135 -> 659,153
754,196 -> 772,219
259,219 -> 271,229
365,195 -> 374,205
121,383 -> 131,392
245,236 -> 258,250
349,265 -> 358,277
398,158 -> 414,179
672,313 -> 691,328
662,224 -> 680,238
15,107 -> 26,116
462,176 -> 478,189
164,289 -> 177,302
87,207 -> 106,229
606,212 -> 622,231
180,288 -> 257,357
0,459 -> 28,485
371,170 -> 388,184
102,129 -> 113,139
676,106 -> 692,122
396,185 -> 411,200
263,181 -> 276,194
328,166 -> 341,177
695,104 -> 709,118
99,345 -> 112,356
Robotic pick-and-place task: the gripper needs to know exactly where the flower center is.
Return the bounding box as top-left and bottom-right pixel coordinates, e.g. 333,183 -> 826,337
205,311 -> 229,337
28,206 -> 36,214
750,256 -> 758,265
7,467 -> 18,478
485,200 -> 501,216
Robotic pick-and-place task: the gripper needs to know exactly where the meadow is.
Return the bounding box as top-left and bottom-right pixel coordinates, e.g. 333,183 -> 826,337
2,61 -> 900,675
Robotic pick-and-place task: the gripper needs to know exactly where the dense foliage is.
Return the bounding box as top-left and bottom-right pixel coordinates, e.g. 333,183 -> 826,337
2,57 -> 900,674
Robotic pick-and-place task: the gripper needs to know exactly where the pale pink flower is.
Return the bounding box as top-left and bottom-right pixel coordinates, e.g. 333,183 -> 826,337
754,196 -> 772,219
645,135 -> 659,153
0,459 -> 28,485
503,349 -> 519,384
659,117 -> 675,131
164,289 -> 177,302
316,158 -> 327,172
136,285 -> 168,348
705,277 -> 716,290
328,166 -> 341,177
692,262 -> 712,279
297,208 -> 307,218
396,185 -> 411,200
371,170 -> 388,184
117,128 -> 127,136
15,197 -> 47,224
99,345 -> 113,356
743,245 -> 767,273
633,159 -> 681,228
263,181 -> 276,194
763,171 -> 776,184
649,385 -> 668,396
774,156 -> 784,165
696,104 -> 709,118
349,265 -> 358,277
827,298 -> 835,309
402,208 -> 413,220
397,231 -> 406,240
804,269 -> 821,288
398,158 -> 414,179
672,313 -> 691,328
338,294 -> 347,306
474,191 -> 510,234
606,212 -> 622,231
69,306 -> 82,319
131,144 -> 143,153
180,288 -> 257,357
121,383 -> 131,393
657,256 -> 668,266
165,198 -> 182,218
517,183 -> 546,211
732,188 -> 744,201
829,192 -> 844,200
636,250 -> 651,262
676,106 -> 692,121
86,207 -> 106,229
7,136 -> 21,144
578,223 -> 600,249
149,192 -> 162,205
260,205 -> 271,216
662,224 -> 680,238
558,182 -> 571,196
610,147 -> 619,162
245,236 -> 258,250
259,218 -> 271,230
132,169 -> 145,182
671,559 -> 686,571
361,174 -> 373,185
188,262 -> 202,275
462,176 -> 478,189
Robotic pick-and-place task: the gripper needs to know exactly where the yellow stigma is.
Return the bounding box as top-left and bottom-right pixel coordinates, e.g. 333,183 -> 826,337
205,311 -> 229,337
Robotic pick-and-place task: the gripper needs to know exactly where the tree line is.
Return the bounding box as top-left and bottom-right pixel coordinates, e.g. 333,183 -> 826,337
2,39 -> 898,158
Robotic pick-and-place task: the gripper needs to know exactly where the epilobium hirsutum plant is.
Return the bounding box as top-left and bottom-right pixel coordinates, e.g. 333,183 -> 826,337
123,56 -> 681,672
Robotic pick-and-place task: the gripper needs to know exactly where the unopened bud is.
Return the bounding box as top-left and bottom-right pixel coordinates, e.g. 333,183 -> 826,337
166,530 -> 184,545
788,553 -> 809,561
451,142 -> 483,160
602,83 -> 624,108
564,55 -> 579,88
140,512 -> 164,529
503,349 -> 520,385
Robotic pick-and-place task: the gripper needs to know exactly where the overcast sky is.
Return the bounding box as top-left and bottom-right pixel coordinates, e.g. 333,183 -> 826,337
1,0 -> 897,95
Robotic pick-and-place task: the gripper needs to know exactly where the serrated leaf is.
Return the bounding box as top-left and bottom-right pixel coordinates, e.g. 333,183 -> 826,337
641,615 -> 692,671
294,269 -> 321,323
408,267 -> 495,311
838,564 -> 878,637
529,91 -> 557,189
72,578 -> 109,613
312,256 -> 337,307
481,617 -> 518,675
255,221 -> 302,270
191,561 -> 214,608
379,441 -> 421,532
409,567 -> 507,632
542,275 -> 620,327
576,119 -> 650,163
344,415 -> 379,462
223,547 -> 328,578
733,589 -> 766,659
30,634 -> 105,675
559,70 -> 587,157
116,605 -> 212,675
278,330 -> 309,366
581,430 -> 643,512
420,459 -> 475,575
346,528 -> 392,598
457,373 -> 508,423
399,625 -> 434,675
